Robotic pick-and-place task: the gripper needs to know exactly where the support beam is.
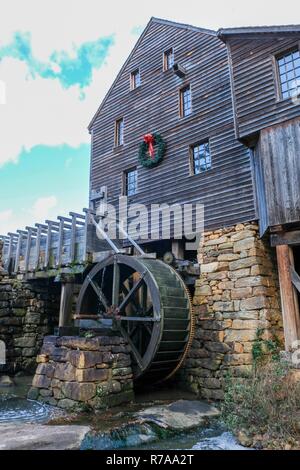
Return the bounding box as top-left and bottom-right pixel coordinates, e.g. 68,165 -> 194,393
58,276 -> 75,328
276,245 -> 300,350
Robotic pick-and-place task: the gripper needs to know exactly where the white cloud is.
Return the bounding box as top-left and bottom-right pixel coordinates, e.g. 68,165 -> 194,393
0,0 -> 299,166
30,195 -> 58,221
0,209 -> 13,222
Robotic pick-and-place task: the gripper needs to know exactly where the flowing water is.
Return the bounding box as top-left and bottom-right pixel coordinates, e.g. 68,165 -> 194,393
0,375 -> 246,450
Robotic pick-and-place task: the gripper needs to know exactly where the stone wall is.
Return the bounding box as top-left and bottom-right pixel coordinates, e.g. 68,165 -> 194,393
28,335 -> 134,411
0,278 -> 60,373
181,222 -> 283,399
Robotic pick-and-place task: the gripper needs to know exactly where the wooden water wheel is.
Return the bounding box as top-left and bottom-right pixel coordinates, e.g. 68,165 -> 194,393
76,254 -> 194,384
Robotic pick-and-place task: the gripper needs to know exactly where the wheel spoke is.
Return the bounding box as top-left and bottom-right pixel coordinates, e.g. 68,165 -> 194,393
119,325 -> 146,371
112,259 -> 120,306
87,274 -> 109,311
121,284 -> 139,313
118,273 -> 146,312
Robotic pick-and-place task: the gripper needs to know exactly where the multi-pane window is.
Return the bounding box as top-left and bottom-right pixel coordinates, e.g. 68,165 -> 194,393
277,48 -> 300,100
115,118 -> 124,146
130,69 -> 141,90
124,169 -> 138,196
164,48 -> 174,71
180,85 -> 192,117
191,141 -> 211,175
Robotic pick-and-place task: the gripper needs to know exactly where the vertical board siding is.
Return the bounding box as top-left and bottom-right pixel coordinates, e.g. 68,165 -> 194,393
90,21 -> 256,232
256,117 -> 300,227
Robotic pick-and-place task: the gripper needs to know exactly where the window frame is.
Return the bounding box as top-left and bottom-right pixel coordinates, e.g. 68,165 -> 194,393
273,43 -> 300,102
114,117 -> 124,147
130,69 -> 141,90
123,167 -> 138,196
163,48 -> 174,71
179,84 -> 192,118
189,140 -> 212,176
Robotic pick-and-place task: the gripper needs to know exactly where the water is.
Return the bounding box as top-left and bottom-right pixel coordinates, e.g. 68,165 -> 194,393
81,421 -> 247,451
0,376 -> 246,450
0,375 -> 62,424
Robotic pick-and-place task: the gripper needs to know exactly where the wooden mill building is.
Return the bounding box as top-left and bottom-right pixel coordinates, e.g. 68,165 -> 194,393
1,18 -> 300,399
87,18 -> 300,396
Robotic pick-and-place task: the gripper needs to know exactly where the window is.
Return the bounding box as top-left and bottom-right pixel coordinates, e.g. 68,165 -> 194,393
191,141 -> 211,175
164,48 -> 174,71
115,118 -> 124,146
180,85 -> 192,117
277,48 -> 300,100
124,168 -> 138,196
130,69 -> 141,90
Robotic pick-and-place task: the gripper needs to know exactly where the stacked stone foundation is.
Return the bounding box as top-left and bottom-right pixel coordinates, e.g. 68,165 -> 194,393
28,335 -> 134,411
0,277 -> 60,373
181,222 -> 283,399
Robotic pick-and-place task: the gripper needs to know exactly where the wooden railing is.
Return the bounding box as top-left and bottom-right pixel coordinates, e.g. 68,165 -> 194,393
0,208 -> 94,275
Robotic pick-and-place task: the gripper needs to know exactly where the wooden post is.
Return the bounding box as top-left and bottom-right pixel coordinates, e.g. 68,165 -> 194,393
276,244 -> 300,350
58,275 -> 75,328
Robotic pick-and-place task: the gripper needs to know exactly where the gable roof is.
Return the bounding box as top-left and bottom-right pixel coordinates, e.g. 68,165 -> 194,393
88,17 -> 216,131
218,25 -> 300,41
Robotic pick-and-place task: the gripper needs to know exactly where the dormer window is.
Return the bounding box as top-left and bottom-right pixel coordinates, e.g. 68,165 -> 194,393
164,48 -> 174,71
276,48 -> 300,100
130,69 -> 141,90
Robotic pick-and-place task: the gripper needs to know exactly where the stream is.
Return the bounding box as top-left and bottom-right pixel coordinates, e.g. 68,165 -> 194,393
0,375 -> 246,450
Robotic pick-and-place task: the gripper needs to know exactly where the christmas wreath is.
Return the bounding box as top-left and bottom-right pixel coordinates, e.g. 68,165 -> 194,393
138,133 -> 166,169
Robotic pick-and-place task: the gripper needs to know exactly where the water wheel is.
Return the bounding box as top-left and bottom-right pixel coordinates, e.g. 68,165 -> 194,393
76,254 -> 194,384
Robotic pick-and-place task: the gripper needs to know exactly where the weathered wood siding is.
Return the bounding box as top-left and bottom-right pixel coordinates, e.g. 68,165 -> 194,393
227,35 -> 300,139
254,117 -> 300,229
90,20 -> 256,233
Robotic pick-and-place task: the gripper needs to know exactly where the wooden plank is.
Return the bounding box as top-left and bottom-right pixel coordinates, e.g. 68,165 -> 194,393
14,230 -> 26,273
276,245 -> 300,350
56,218 -> 65,267
271,230 -> 300,247
69,214 -> 77,264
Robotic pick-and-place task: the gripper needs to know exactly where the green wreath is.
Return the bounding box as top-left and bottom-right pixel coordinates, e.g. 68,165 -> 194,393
138,133 -> 166,169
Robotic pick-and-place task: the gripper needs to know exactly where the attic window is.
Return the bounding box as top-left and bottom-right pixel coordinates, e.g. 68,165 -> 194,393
164,48 -> 174,71
115,118 -> 124,146
276,48 -> 300,100
180,85 -> 192,117
130,69 -> 141,90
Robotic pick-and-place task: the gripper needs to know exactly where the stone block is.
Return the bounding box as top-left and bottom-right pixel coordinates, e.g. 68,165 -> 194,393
14,336 -> 36,348
231,230 -> 256,242
229,257 -> 261,271
231,287 -> 252,299
54,363 -> 77,381
62,382 -> 96,402
32,374 -> 51,389
36,363 -> 55,378
225,329 -> 257,342
212,301 -> 233,312
68,350 -> 103,369
240,296 -> 267,310
201,262 -> 219,273
75,368 -> 109,382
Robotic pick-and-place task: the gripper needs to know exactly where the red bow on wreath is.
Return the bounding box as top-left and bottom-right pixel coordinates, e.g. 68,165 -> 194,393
143,133 -> 155,158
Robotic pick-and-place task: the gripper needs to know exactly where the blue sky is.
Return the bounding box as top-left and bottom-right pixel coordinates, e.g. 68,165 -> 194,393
0,0 -> 299,234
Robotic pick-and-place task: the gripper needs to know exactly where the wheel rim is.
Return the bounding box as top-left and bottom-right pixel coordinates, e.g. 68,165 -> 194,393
76,254 -> 193,383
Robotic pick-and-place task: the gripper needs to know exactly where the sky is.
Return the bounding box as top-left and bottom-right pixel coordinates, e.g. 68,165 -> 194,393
0,0 -> 299,234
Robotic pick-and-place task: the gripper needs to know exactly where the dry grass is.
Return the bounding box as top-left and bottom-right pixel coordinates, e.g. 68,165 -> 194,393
221,359 -> 300,448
